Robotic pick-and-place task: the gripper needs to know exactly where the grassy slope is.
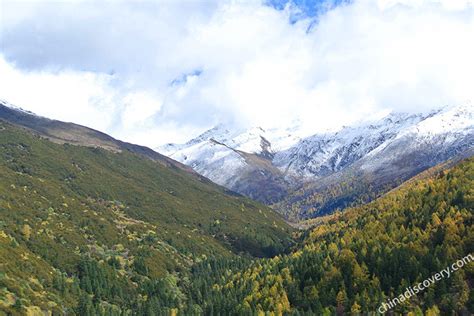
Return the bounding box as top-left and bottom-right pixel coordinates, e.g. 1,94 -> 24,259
0,121 -> 292,313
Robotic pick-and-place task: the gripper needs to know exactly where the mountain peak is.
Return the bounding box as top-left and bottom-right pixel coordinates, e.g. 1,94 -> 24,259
158,104 -> 473,209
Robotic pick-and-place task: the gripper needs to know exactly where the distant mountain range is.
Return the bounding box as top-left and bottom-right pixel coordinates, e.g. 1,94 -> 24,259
159,104 -> 474,220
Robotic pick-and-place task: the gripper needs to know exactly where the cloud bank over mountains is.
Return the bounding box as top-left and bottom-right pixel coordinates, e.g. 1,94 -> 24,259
0,0 -> 473,147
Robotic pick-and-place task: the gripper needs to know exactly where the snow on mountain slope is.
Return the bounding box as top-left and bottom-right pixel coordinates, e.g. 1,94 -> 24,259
274,104 -> 474,219
274,104 -> 473,178
403,104 -> 473,137
0,99 -> 38,116
273,112 -> 428,178
160,126 -> 258,187
168,139 -> 247,187
158,122 -> 309,191
161,122 -> 307,157
158,104 -> 473,212
359,104 -> 474,172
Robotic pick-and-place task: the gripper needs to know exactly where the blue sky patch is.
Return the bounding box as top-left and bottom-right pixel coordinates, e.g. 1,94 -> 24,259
266,0 -> 351,25
171,69 -> 203,87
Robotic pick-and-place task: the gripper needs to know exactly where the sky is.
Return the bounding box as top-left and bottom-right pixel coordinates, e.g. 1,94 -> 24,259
0,0 -> 473,147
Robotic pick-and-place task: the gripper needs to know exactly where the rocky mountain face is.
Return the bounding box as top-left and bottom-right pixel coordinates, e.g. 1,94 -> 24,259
159,104 -> 474,219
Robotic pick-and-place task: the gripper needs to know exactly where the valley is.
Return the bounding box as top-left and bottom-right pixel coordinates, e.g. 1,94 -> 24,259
0,102 -> 472,315
1,1 -> 473,314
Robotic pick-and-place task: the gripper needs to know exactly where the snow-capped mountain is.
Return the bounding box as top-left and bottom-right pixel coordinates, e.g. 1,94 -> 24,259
274,105 -> 472,180
273,112 -> 429,178
159,104 -> 473,217
158,122 -> 310,203
161,122 -> 308,159
275,104 -> 473,219
358,104 -> 473,173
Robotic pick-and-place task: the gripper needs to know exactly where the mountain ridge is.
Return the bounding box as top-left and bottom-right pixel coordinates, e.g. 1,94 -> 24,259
160,104 -> 474,219
0,100 -> 217,183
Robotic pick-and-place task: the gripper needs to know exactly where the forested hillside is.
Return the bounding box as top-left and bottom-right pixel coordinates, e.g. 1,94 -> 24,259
1,114 -> 473,315
0,121 -> 292,315
187,158 -> 473,315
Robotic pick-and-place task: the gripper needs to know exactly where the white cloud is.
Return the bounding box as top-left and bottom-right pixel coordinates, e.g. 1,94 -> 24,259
0,56 -> 116,131
0,56 -> 179,145
0,0 -> 473,147
121,92 -> 163,129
